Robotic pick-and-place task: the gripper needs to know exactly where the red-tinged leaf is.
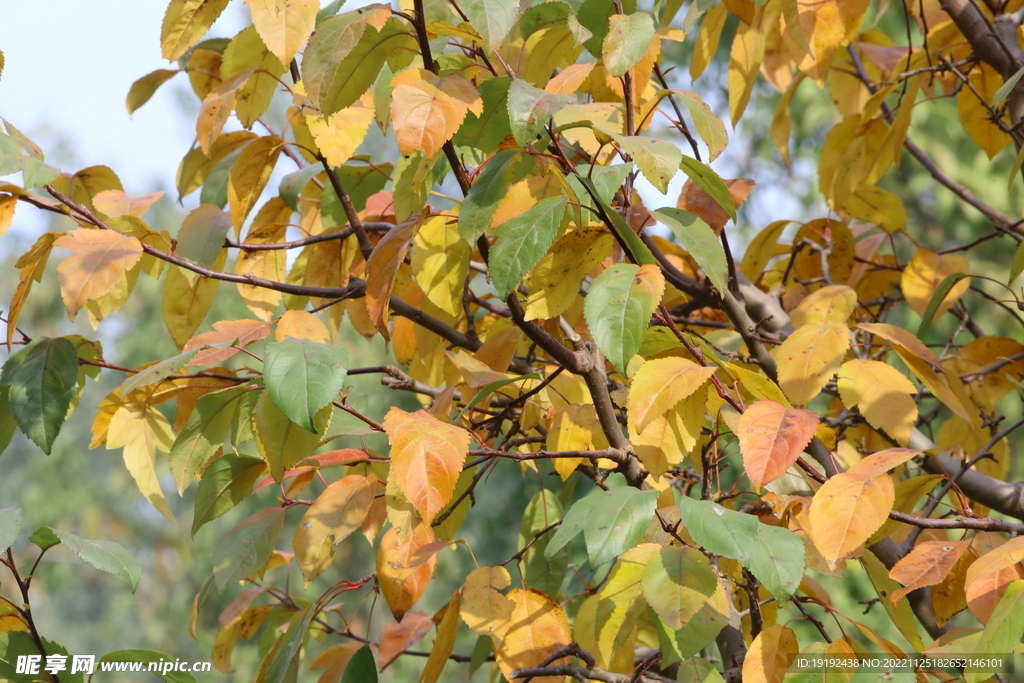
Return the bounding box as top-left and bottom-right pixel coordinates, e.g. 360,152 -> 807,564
184,319 -> 272,366
53,229 -> 144,319
390,69 -> 483,158
378,611 -> 434,669
92,189 -> 165,218
737,400 -> 819,491
676,177 -> 754,234
383,408 -> 470,525
890,540 -> 971,604
365,219 -> 417,338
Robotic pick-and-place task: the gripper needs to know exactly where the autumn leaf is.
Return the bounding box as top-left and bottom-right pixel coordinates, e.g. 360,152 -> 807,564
390,69 -> 483,158
627,357 -> 715,432
460,565 -> 514,642
92,189 -> 164,218
737,400 -> 819,491
889,540 -> 971,604
294,474 -> 374,584
243,0 -> 317,67
384,408 -> 470,525
774,322 -> 850,406
495,589 -> 572,682
377,611 -> 433,669
54,230 -> 144,319
808,470 -> 895,570
742,624 -> 797,683
901,248 -> 970,319
376,523 -> 437,621
305,93 -> 375,168
676,178 -> 754,234
837,359 -> 918,445
161,0 -> 231,61
365,219 -> 417,338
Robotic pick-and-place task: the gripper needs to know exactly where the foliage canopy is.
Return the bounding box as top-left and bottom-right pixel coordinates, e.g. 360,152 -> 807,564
3,0 -> 1024,681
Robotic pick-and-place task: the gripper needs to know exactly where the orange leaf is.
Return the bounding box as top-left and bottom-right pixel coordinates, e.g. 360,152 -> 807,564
365,220 -> 418,339
676,178 -> 755,234
384,408 -> 470,525
808,471 -> 894,570
627,357 -> 716,432
92,189 -> 165,218
275,309 -> 330,343
378,611 -> 433,669
889,540 -> 971,604
377,524 -> 437,621
390,69 -> 483,158
741,624 -> 798,683
857,322 -> 941,369
495,589 -> 572,683
846,448 -> 921,479
53,229 -> 144,318
737,400 -> 819,491
184,319 -> 273,366
461,565 -> 514,642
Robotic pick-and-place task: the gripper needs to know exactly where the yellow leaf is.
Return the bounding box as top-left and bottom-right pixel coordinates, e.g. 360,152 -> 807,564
691,4 -> 729,81
306,93 -> 376,168
739,219 -> 790,282
742,624 -> 798,683
161,0 -> 231,61
460,566 -> 514,642
857,321 -> 941,368
53,229 -> 144,319
294,474 -> 374,584
737,399 -> 819,491
774,322 -> 850,406
630,391 -> 705,478
163,252 -> 226,349
627,357 -> 716,433
0,193 -> 15,239
196,69 -> 253,155
842,183 -> 907,233
390,69 -> 483,157
593,544 -> 658,668
790,284 -> 857,327
901,248 -> 970,319
222,26 -> 288,128
892,346 -> 974,423
275,309 -> 330,342
524,226 -> 612,321
495,589 -> 572,683
419,589 -> 461,683
366,220 -> 418,338
412,215 -> 469,317
91,189 -> 164,219
808,471 -> 894,570
770,73 -> 806,167
228,135 -> 283,235
729,3 -> 768,126
234,198 -> 291,320
106,403 -> 177,522
836,359 -> 917,445
377,523 -> 437,620
384,408 -> 470,525
255,393 -> 331,481
957,63 -> 1013,158
243,0 -> 318,66
546,404 -> 601,480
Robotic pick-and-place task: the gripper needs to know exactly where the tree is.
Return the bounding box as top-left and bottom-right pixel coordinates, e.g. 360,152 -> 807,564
1,0 -> 1024,680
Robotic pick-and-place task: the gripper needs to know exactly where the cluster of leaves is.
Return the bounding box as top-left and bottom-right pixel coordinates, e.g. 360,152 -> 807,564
3,0 -> 1024,681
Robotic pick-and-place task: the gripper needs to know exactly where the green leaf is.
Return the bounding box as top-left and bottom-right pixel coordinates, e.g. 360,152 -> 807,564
995,65 -> 1024,105
603,12 -> 655,77
340,644 -> 378,683
302,11 -> 369,105
567,163 -> 632,210
0,133 -> 60,188
168,384 -> 250,493
192,453 -> 266,537
491,196 -> 568,298
0,506 -> 21,552
255,392 -> 332,481
967,580 -> 1024,683
547,486 -> 658,566
583,487 -> 659,567
609,134 -> 680,193
176,204 -> 232,269
652,208 -> 729,293
676,657 -> 726,683
264,605 -> 317,683
0,336 -> 79,454
459,149 -> 519,242
319,17 -> 418,116
1010,240 -> 1024,285
0,634 -> 83,683
119,347 -> 202,397
279,164 -> 323,211
576,175 -> 658,267
520,489 -> 569,597
199,144 -> 248,208
213,507 -> 286,593
456,76 -> 513,155
654,602 -> 727,665
576,0 -> 638,55
461,0 -> 519,47
584,263 -> 663,373
507,79 -> 574,146
316,0 -> 348,25
677,496 -> 805,602
674,91 -> 729,162
520,2 -> 570,38
392,152 -> 432,223
100,650 -> 199,683
263,339 -> 348,433
126,69 -> 179,115
916,272 -> 968,339
28,527 -> 60,551
0,386 -> 16,457
48,528 -> 143,592
679,156 -> 736,219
